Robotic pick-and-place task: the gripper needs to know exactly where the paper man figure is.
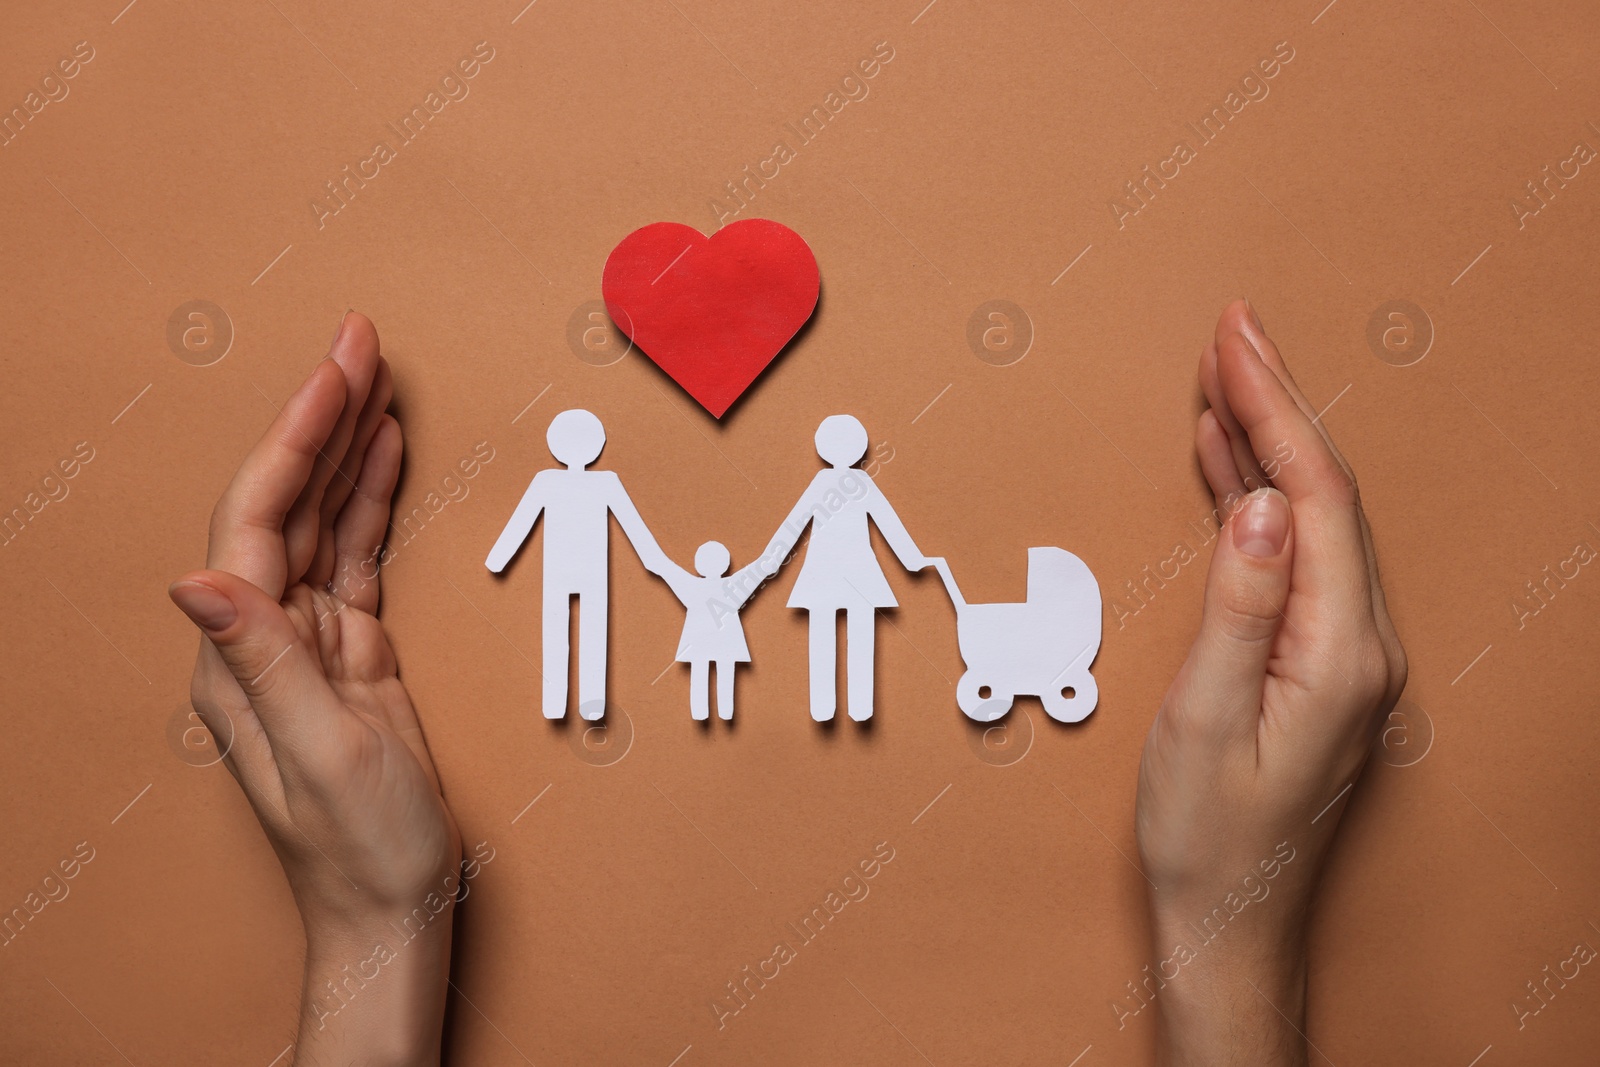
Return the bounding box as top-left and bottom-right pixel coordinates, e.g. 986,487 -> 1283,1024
763,415 -> 930,721
486,409 -> 671,720
658,541 -> 772,721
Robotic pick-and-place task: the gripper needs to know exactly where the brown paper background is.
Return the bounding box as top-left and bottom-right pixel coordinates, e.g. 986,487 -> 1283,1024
3,1 -> 1598,1063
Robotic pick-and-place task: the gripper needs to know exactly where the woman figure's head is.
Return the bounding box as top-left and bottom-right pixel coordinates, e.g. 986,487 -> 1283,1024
814,415 -> 868,469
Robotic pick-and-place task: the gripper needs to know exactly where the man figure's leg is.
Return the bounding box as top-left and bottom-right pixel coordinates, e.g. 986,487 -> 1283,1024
576,585 -> 608,720
542,589 -> 569,718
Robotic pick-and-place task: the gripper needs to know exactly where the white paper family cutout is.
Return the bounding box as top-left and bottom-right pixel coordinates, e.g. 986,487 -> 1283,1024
487,410 -> 1102,725
486,410 -> 670,721
762,414 -> 925,722
932,551 -> 1100,722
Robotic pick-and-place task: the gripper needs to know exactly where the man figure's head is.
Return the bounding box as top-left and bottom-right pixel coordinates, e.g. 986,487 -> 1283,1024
547,409 -> 606,469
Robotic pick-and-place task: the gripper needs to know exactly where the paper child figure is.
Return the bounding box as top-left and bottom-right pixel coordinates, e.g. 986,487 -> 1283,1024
658,541 -> 771,721
763,415 -> 931,722
486,409 -> 671,720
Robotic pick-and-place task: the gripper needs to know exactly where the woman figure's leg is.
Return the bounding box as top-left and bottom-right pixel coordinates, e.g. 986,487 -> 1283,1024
715,659 -> 736,720
689,660 -> 709,721
807,609 -> 836,721
845,608 -> 875,721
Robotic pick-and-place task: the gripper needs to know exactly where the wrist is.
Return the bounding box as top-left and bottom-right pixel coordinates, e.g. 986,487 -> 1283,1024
1146,907 -> 1308,1067
294,905 -> 454,1066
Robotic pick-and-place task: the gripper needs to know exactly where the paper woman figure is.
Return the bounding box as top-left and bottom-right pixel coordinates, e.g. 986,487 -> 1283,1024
658,541 -> 770,721
762,415 -> 930,721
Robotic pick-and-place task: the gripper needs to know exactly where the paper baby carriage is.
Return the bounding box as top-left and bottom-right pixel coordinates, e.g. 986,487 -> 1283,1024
928,548 -> 1102,723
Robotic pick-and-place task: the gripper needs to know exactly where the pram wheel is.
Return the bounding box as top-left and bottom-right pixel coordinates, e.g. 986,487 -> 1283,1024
957,672 -> 1013,722
1041,672 -> 1097,723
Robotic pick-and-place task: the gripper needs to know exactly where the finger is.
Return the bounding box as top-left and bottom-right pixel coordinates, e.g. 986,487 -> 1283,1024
1215,331 -> 1371,611
1196,409 -> 1248,504
1215,301 -> 1318,422
330,414 -> 402,615
1220,303 -> 1401,676
1219,300 -> 1357,478
185,650 -> 282,799
207,361 -> 347,598
1171,487 -> 1294,743
1347,501 -> 1407,706
307,356 -> 393,589
169,570 -> 339,761
1199,339 -> 1271,488
284,313 -> 383,586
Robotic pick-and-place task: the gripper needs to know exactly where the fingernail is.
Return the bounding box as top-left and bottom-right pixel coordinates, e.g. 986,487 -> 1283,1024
1244,298 -> 1264,331
331,309 -> 352,348
169,581 -> 237,632
1234,488 -> 1289,558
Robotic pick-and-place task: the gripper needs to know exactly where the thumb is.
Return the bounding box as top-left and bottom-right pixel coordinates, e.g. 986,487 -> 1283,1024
1179,487 -> 1295,735
169,570 -> 330,749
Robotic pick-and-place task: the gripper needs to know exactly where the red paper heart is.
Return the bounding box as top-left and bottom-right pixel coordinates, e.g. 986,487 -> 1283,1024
601,219 -> 819,418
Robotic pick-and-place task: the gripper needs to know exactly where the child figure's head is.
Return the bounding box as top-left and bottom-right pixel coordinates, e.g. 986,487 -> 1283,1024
694,541 -> 731,578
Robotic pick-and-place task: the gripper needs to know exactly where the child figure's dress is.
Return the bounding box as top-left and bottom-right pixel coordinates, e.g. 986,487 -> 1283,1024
672,567 -> 762,665
662,558 -> 767,721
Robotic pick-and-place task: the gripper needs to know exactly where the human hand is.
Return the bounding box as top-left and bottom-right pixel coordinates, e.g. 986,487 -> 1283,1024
168,313 -> 460,1065
1134,300 -> 1406,1065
